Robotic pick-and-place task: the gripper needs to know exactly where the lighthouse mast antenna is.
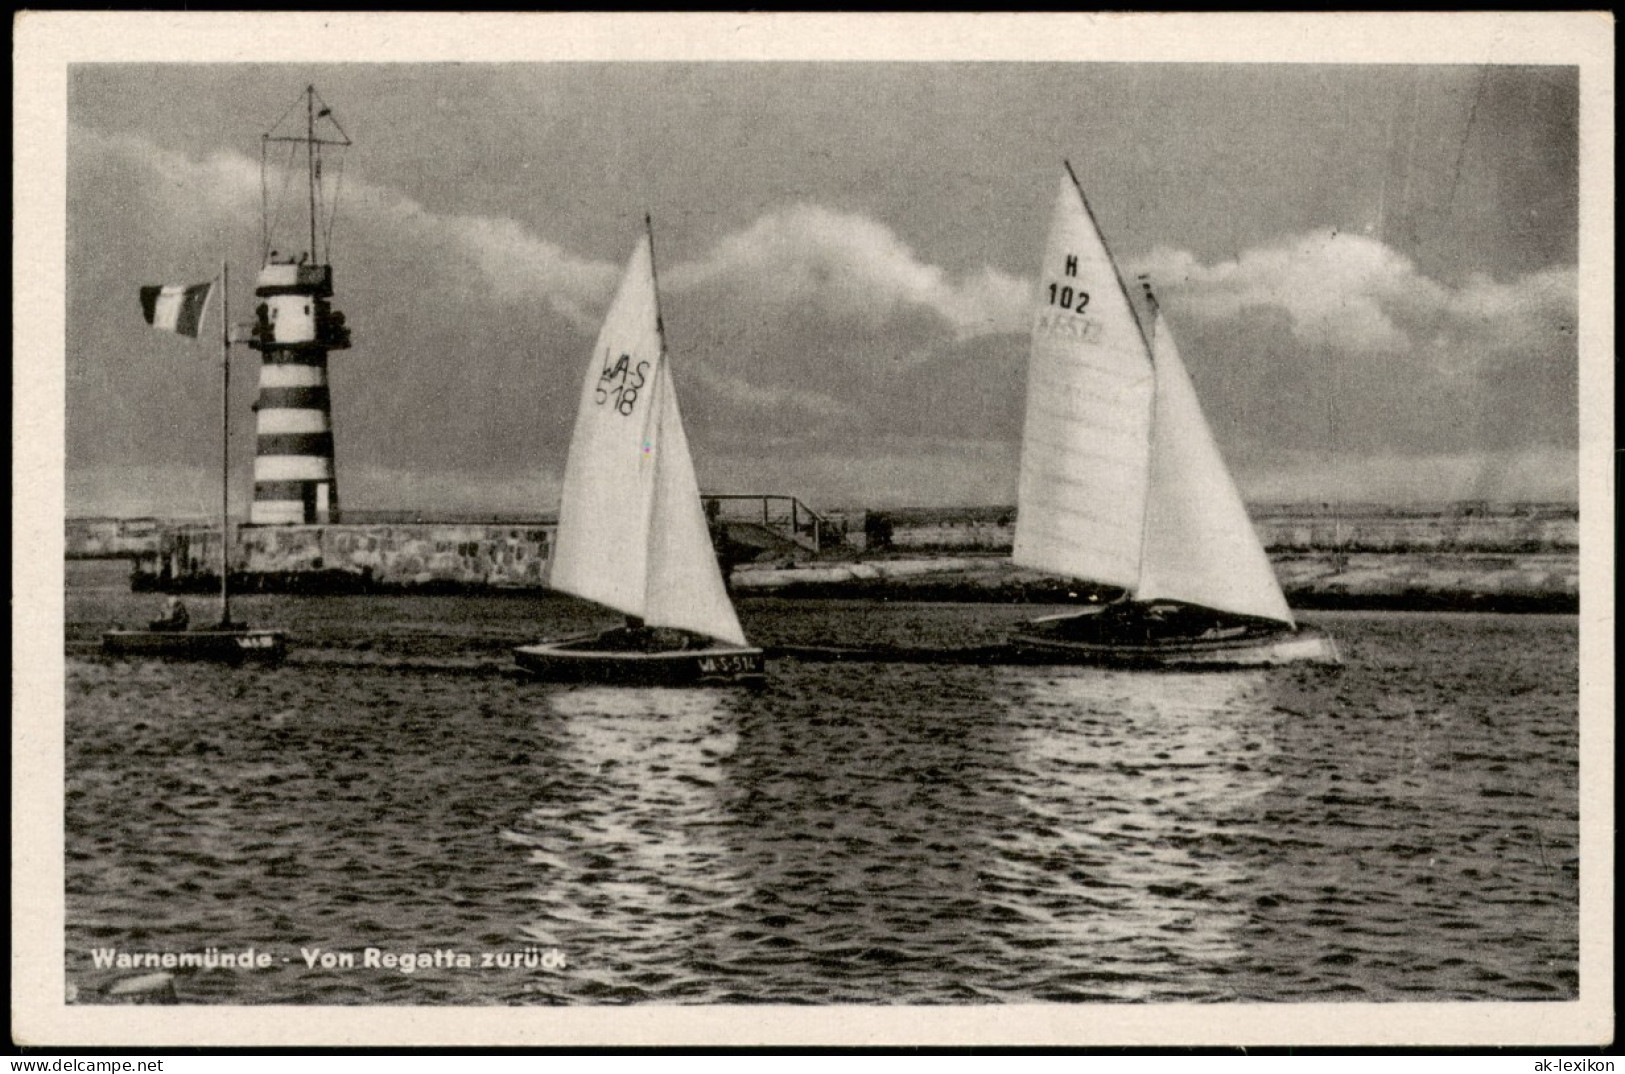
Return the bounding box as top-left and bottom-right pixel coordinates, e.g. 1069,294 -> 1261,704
262,85 -> 351,264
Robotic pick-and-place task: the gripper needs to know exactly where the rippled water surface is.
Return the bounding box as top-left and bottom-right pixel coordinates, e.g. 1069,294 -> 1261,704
63,561 -> 1579,1004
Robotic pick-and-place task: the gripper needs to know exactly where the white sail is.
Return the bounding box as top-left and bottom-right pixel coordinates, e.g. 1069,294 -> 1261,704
1012,168 -> 1156,590
1137,314 -> 1295,625
548,233 -> 747,645
642,357 -> 748,645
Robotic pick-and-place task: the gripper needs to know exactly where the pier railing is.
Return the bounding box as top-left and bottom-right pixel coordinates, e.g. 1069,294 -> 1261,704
702,494 -> 840,555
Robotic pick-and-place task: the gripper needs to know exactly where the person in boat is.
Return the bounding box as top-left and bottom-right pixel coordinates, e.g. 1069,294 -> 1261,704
598,616 -> 711,653
618,616 -> 654,650
597,616 -> 662,653
149,596 -> 189,632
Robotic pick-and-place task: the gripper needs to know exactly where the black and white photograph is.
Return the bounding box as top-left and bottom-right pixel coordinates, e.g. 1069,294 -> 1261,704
12,11 -> 1612,1049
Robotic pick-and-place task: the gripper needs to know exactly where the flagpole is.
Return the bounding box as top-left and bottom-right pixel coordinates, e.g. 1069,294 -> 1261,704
220,259 -> 232,628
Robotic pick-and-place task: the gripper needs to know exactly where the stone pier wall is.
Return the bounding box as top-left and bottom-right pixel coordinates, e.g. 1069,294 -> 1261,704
139,522 -> 553,590
872,504 -> 1578,554
114,501 -> 1581,608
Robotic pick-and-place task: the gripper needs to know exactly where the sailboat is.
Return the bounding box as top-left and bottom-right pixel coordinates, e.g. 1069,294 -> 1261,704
1007,164 -> 1339,669
103,263 -> 288,663
514,220 -> 766,686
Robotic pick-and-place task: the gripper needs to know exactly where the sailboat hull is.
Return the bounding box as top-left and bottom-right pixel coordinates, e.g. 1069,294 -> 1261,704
514,632 -> 766,686
101,629 -> 288,663
1009,607 -> 1340,669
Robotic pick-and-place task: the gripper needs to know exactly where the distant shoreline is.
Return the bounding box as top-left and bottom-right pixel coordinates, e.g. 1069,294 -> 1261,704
727,553 -> 1578,615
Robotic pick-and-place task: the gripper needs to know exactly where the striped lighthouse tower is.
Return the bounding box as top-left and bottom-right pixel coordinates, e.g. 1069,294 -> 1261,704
249,86 -> 351,525
248,258 -> 348,522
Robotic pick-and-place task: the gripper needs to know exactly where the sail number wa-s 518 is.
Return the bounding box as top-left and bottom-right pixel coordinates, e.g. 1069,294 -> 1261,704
594,351 -> 649,416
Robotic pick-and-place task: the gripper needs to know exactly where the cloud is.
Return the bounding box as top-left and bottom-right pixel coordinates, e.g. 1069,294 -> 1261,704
1431,266 -> 1578,365
382,200 -> 618,330
73,126 -> 620,331
1137,230 -> 1413,351
664,203 -> 1029,341
1135,230 -> 1577,359
687,364 -> 849,425
76,129 -> 1029,343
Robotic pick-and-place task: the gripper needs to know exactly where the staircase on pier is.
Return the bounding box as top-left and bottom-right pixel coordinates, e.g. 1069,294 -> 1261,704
703,494 -> 840,562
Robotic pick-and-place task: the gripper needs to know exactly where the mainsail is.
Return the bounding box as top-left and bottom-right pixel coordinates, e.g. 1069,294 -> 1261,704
1012,167 -> 1156,589
1014,166 -> 1293,625
547,232 -> 747,646
1137,314 -> 1295,625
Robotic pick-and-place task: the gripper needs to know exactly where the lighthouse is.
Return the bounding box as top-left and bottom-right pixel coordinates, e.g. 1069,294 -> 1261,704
248,86 -> 351,525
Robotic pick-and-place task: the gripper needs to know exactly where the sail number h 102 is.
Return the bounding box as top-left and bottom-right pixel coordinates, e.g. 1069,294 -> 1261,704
1047,253 -> 1091,312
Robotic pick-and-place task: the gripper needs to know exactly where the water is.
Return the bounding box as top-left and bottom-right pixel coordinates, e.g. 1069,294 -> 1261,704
63,560 -> 1579,1004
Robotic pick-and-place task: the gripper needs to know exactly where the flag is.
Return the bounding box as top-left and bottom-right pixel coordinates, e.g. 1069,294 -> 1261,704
139,281 -> 214,338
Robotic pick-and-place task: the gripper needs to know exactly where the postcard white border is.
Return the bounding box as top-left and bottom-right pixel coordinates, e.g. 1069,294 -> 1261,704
13,10 -> 1614,1048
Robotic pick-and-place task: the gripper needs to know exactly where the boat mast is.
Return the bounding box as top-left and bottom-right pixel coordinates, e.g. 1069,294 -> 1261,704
1133,274 -> 1163,604
633,212 -> 666,634
1062,159 -> 1155,358
644,213 -> 667,348
1062,158 -> 1158,601
219,258 -> 232,627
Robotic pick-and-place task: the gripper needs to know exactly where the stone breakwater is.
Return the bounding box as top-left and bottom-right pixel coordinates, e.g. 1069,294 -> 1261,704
865,502 -> 1577,555
105,505 -> 1579,612
132,523 -> 551,593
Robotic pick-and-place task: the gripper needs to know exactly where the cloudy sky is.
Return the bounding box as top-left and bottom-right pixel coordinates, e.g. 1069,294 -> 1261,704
63,56 -> 1580,517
